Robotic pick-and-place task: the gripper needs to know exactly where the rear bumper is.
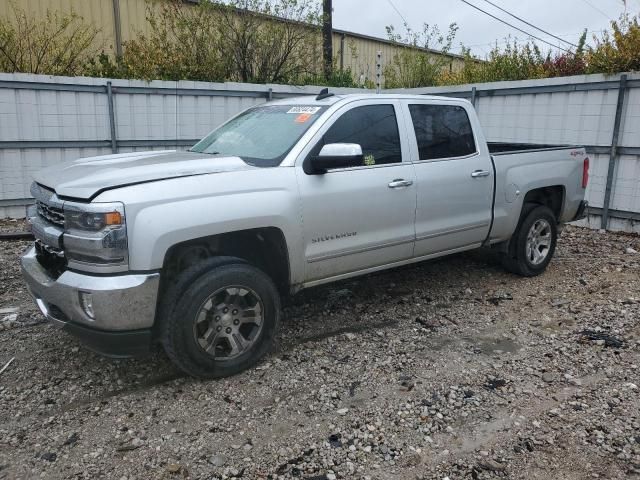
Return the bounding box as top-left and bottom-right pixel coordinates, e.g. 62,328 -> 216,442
572,200 -> 589,221
21,246 -> 159,357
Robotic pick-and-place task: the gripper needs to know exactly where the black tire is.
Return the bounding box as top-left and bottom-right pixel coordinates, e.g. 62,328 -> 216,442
501,204 -> 558,277
160,257 -> 280,379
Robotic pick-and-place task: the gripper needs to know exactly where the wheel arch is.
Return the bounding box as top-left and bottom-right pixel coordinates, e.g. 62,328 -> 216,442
521,185 -> 565,221
159,227 -> 291,298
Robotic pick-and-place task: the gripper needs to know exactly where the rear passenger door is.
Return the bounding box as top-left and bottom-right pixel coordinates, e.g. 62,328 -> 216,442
401,101 -> 494,257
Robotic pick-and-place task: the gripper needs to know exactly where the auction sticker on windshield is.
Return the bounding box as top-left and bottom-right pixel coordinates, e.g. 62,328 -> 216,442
295,113 -> 312,123
287,107 -> 321,114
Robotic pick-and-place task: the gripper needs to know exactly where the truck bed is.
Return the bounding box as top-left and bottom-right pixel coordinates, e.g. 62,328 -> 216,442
487,142 -> 587,243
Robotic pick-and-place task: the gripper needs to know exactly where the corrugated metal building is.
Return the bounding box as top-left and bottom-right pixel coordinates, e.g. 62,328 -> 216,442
0,0 -> 464,83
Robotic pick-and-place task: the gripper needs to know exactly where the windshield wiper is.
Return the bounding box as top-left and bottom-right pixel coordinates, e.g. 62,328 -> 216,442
190,149 -> 222,155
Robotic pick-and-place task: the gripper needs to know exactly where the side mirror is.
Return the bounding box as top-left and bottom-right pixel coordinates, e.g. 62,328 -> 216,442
309,143 -> 363,174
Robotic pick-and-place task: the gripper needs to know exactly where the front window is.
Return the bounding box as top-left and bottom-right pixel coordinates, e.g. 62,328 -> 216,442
311,104 -> 403,167
191,105 -> 327,167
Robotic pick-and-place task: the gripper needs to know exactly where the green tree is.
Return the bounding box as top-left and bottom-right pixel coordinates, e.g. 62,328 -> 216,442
87,0 -> 229,81
587,14 -> 640,74
89,0 -> 328,85
441,39 -> 547,85
383,22 -> 459,88
439,12 -> 640,87
0,1 -> 99,75
216,0 -> 323,83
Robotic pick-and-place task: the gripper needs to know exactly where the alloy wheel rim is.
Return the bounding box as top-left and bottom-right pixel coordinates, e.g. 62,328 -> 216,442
526,219 -> 552,266
193,286 -> 264,361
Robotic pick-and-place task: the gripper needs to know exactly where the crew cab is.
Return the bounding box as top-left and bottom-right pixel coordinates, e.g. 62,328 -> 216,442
21,92 -> 589,378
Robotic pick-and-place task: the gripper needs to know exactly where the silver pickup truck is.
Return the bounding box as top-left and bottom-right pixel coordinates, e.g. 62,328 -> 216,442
21,92 -> 589,378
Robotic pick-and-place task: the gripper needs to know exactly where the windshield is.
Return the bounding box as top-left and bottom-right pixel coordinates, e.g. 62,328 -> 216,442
191,105 -> 328,167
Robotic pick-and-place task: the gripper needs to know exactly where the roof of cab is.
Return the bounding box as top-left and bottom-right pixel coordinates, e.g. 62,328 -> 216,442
268,93 -> 469,106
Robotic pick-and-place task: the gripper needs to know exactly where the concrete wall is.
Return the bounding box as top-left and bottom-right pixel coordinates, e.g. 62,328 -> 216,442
0,72 -> 369,217
1,72 -> 639,233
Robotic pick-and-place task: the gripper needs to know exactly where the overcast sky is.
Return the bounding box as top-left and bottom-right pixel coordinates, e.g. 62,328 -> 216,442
332,0 -> 636,57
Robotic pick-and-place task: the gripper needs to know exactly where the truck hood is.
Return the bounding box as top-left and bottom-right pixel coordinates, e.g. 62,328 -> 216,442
34,150 -> 256,200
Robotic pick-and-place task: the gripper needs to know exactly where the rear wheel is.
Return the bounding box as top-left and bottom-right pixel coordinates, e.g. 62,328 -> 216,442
501,204 -> 558,277
160,258 -> 280,378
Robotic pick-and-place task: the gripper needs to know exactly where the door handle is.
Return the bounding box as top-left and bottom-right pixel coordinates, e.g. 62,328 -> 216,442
471,170 -> 491,178
388,179 -> 413,188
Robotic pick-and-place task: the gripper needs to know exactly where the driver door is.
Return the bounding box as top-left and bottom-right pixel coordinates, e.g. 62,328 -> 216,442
294,100 -> 417,285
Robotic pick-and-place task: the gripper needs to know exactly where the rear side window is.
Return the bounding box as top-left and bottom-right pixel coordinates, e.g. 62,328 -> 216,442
319,104 -> 402,166
409,104 -> 476,160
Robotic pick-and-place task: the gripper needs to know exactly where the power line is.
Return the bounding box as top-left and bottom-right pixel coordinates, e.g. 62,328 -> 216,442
459,0 -> 571,52
385,0 -> 410,27
466,29 -> 604,48
580,0 -> 612,20
477,0 -> 578,47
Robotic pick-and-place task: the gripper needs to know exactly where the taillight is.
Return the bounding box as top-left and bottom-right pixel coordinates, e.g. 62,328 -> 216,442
582,157 -> 589,188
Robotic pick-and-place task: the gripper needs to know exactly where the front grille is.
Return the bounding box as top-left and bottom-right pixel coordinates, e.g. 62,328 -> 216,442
37,201 -> 65,226
35,239 -> 64,258
35,239 -> 67,279
29,183 -> 67,277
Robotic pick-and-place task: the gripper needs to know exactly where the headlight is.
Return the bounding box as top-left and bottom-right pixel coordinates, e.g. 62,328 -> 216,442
63,202 -> 128,272
65,210 -> 123,231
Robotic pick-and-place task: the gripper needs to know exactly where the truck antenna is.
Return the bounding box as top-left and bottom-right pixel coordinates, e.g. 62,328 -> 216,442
316,88 -> 334,101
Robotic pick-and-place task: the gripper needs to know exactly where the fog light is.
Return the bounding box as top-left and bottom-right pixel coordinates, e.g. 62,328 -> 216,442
79,292 -> 95,319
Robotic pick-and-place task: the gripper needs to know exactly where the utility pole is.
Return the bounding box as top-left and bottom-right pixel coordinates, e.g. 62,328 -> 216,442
323,0 -> 333,80
112,0 -> 123,57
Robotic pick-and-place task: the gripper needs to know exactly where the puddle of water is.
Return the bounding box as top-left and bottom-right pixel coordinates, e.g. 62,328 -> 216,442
426,335 -> 521,355
474,337 -> 521,355
427,336 -> 458,352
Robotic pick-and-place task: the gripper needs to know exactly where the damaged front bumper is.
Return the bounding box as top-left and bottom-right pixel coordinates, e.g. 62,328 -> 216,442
20,246 -> 160,357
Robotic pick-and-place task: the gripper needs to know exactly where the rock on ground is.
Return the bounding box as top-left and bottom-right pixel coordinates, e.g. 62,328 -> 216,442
0,224 -> 638,479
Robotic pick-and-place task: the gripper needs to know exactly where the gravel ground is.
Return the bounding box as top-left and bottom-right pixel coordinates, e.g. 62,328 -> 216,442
0,218 -> 29,234
0,224 -> 639,480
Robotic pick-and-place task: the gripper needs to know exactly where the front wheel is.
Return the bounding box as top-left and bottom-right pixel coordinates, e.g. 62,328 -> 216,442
160,259 -> 280,379
501,204 -> 558,277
